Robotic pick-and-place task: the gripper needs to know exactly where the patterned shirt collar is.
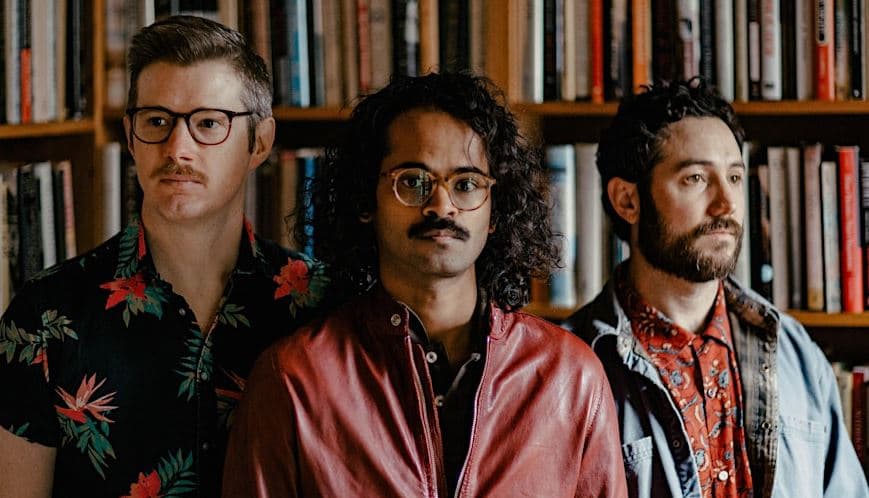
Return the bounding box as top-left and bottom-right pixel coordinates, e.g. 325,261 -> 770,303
614,264 -> 733,351
114,217 -> 270,281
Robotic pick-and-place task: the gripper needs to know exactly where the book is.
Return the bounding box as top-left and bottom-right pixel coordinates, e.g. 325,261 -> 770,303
815,0 -> 835,100
820,160 -> 842,312
785,146 -> 803,309
102,142 -> 122,243
767,147 -> 789,307
546,144 -> 576,307
33,161 -> 56,269
575,143 -> 603,307
803,143 -> 825,311
16,163 -> 42,283
837,145 -> 864,312
760,0 -> 782,100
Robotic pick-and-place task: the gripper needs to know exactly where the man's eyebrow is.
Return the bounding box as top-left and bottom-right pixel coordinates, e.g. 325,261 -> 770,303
673,159 -> 746,170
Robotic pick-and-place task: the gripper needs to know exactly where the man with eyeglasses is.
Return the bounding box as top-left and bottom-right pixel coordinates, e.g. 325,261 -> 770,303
222,72 -> 628,497
0,16 -> 327,497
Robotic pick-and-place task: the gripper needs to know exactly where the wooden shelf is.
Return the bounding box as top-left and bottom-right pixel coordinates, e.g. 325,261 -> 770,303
272,106 -> 351,121
524,303 -> 869,329
0,120 -> 95,139
512,100 -> 869,118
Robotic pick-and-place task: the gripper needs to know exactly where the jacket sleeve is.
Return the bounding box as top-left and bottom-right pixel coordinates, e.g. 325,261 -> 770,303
818,357 -> 869,497
575,364 -> 629,498
222,346 -> 299,498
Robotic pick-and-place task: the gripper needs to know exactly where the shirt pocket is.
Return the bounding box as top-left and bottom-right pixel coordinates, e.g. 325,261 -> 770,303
622,436 -> 654,498
774,416 -> 828,497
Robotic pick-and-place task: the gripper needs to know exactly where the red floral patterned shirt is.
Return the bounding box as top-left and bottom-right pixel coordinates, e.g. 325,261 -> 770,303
0,219 -> 328,497
616,271 -> 753,498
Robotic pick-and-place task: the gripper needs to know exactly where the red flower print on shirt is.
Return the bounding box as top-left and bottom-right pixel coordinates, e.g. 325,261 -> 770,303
101,273 -> 148,310
54,374 -> 117,424
122,471 -> 161,498
274,259 -> 310,299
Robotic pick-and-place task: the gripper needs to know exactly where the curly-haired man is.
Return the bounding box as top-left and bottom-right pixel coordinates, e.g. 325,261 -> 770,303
564,79 -> 868,498
223,72 -> 628,497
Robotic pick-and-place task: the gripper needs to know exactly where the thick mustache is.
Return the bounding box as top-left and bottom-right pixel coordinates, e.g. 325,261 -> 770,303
694,218 -> 742,236
153,162 -> 205,181
408,217 -> 470,241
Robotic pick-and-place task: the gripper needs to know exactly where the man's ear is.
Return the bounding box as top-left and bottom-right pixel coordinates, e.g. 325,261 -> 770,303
123,115 -> 135,158
249,117 -> 276,170
607,177 -> 640,226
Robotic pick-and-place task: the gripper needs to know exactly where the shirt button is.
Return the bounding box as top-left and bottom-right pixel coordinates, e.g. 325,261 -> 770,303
425,351 -> 438,364
470,352 -> 482,362
390,314 -> 401,326
179,308 -> 186,316
706,387 -> 717,398
434,395 -> 445,407
761,421 -> 771,430
672,440 -> 681,448
201,442 -> 209,451
761,362 -> 770,371
717,470 -> 729,481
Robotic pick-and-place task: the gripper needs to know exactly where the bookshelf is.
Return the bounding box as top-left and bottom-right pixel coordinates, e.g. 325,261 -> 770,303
3,0 -> 867,365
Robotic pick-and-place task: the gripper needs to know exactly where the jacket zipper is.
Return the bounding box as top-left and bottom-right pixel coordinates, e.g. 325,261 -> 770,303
452,335 -> 491,498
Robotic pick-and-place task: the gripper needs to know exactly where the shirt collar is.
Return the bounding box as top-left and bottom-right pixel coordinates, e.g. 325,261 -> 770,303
114,217 -> 270,280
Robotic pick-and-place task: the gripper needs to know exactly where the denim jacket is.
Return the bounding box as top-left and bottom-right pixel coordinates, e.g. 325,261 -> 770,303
563,276 -> 868,498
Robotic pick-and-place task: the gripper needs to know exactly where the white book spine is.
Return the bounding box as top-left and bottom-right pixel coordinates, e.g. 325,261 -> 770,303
714,0 -> 734,101
368,0 -> 392,91
525,0 -> 544,103
102,143 -> 122,242
820,160 -> 842,312
767,147 -> 789,308
575,143 -> 602,307
803,143 -> 825,311
676,0 -> 700,78
785,146 -> 804,308
760,0 -> 782,100
546,144 -> 576,308
561,0 -> 576,100
341,0 -> 360,102
574,0 -> 589,99
33,162 -> 56,268
795,0 -> 814,100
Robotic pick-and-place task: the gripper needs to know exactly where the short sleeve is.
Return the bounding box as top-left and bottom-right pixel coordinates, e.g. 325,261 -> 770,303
0,285 -> 61,447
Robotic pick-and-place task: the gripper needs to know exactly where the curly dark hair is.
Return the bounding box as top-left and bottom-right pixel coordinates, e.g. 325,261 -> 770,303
597,78 -> 744,240
294,72 -> 558,310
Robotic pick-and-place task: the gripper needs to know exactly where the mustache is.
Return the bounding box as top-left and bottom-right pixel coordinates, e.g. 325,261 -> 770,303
693,217 -> 742,236
407,216 -> 470,241
153,162 -> 206,181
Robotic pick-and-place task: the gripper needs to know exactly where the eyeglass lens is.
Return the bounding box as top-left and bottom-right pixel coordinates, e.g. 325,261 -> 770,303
133,109 -> 234,144
393,168 -> 492,210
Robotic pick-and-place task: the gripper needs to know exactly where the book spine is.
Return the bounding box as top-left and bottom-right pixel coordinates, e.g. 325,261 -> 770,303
714,0 -> 734,101
589,0 -> 603,103
574,0 -> 589,99
838,146 -> 864,312
785,147 -> 804,309
760,0 -> 782,100
767,147 -> 789,308
575,143 -> 603,307
820,160 -> 842,311
804,143 -> 825,311
340,0 -> 360,101
562,0 -> 576,100
815,0 -> 835,100
604,0 -> 629,100
834,0 -> 851,100
734,0 -> 749,101
33,161 -> 55,269
850,0 -> 864,99
18,0 -> 31,123
676,0 -> 699,79
748,0 -> 762,99
368,0 -> 392,90
545,144 -> 576,308
795,0 -> 814,100
16,163 -> 42,282
698,0 -> 714,82
631,0 -> 651,94
4,0 -> 20,123
652,0 -> 677,84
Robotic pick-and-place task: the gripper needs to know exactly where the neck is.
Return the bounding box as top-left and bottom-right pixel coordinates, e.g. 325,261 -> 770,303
627,250 -> 720,334
142,210 -> 243,328
381,270 -> 478,366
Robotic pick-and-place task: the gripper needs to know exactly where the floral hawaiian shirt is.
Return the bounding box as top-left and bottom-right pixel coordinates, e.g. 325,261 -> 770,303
616,271 -> 753,498
0,219 -> 328,497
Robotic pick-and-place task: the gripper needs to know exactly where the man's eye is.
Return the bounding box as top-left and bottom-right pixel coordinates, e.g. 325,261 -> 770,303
198,119 -> 219,129
146,117 -> 168,127
454,177 -> 480,192
730,174 -> 744,184
685,174 -> 704,184
400,177 -> 427,189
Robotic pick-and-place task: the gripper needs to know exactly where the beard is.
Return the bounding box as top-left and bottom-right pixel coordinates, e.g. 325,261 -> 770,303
637,190 -> 743,283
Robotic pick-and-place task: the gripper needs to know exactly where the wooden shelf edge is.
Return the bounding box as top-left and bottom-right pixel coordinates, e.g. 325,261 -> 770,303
272,106 -> 351,121
511,100 -> 869,118
523,304 -> 869,328
0,119 -> 95,139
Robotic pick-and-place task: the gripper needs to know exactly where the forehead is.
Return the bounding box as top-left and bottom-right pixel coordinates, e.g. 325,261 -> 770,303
383,109 -> 489,173
135,60 -> 243,110
655,117 -> 742,169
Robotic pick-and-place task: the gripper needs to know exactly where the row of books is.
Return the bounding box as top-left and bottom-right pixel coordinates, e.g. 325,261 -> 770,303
833,363 -> 869,473
0,160 -> 77,311
105,0 -> 488,110
105,0 -> 241,109
517,0 -> 869,103
1,0 -> 89,124
538,140 -> 869,315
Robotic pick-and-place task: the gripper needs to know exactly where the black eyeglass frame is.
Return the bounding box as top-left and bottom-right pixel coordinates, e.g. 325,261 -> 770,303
379,167 -> 497,212
125,106 -> 254,145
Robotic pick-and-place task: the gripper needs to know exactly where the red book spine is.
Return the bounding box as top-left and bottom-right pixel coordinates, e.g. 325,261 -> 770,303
589,0 -> 604,103
815,0 -> 835,100
20,48 -> 32,123
357,0 -> 372,94
838,146 -> 864,312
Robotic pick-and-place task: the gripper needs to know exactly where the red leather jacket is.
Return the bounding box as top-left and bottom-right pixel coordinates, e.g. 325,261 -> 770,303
223,289 -> 627,497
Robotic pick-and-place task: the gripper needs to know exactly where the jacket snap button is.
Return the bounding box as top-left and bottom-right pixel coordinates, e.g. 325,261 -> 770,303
761,421 -> 771,430
717,470 -> 729,481
761,363 -> 770,371
434,395 -> 445,407
425,351 -> 438,364
390,314 -> 401,326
